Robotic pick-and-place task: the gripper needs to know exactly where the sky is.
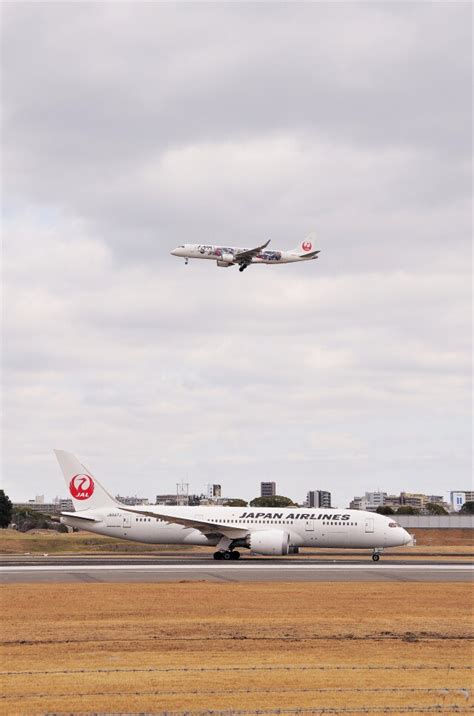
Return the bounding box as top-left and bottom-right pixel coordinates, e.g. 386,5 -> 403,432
2,2 -> 472,508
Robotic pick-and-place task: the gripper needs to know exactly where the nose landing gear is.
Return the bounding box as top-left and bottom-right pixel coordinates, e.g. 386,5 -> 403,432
184,257 -> 189,265
372,548 -> 383,562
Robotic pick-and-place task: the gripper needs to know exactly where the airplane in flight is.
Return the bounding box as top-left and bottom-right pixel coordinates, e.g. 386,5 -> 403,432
170,234 -> 320,272
55,450 -> 412,561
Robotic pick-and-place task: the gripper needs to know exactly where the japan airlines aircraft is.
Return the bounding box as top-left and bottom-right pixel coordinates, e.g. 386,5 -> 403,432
170,234 -> 320,272
55,450 -> 412,561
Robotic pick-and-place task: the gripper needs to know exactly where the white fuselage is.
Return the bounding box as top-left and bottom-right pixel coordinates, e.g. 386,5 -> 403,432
61,506 -> 411,551
171,244 -> 315,265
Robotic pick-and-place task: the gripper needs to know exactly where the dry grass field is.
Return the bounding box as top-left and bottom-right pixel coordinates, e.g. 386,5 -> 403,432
1,582 -> 472,715
0,528 -> 199,554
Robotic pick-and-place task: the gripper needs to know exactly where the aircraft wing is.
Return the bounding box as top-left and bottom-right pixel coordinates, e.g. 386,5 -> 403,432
120,506 -> 248,538
234,239 -> 270,263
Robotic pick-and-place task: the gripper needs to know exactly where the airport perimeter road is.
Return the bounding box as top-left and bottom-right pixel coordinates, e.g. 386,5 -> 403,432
1,557 -> 472,583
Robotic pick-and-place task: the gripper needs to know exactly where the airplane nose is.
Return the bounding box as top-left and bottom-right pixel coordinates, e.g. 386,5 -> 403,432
170,248 -> 178,256
402,528 -> 413,545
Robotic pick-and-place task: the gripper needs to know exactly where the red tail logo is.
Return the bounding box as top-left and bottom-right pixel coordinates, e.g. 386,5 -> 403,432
302,241 -> 312,252
70,474 -> 95,500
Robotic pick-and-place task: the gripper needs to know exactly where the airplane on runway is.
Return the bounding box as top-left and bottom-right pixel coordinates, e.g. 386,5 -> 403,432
170,234 -> 320,272
55,450 -> 412,561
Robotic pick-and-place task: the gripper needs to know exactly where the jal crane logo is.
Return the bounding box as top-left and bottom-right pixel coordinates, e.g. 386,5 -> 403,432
69,474 -> 95,500
301,241 -> 312,252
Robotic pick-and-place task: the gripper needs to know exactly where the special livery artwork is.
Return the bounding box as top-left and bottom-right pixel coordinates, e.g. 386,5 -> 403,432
211,247 -> 282,262
171,234 -> 320,272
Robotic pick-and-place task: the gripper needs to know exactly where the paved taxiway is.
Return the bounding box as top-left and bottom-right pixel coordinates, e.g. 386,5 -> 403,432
1,556 -> 472,583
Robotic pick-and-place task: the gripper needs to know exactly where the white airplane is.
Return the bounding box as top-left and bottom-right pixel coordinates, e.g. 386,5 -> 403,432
55,451 -> 412,561
170,234 -> 320,272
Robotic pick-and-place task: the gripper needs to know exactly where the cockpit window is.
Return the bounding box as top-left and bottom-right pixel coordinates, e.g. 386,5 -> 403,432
388,522 -> 399,528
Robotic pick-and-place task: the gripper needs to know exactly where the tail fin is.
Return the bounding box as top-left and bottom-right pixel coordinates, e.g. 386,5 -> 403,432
54,449 -> 119,512
291,232 -> 319,256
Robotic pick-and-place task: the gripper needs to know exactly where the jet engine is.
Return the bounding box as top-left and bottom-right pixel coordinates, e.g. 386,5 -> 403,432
216,253 -> 234,267
249,530 -> 290,556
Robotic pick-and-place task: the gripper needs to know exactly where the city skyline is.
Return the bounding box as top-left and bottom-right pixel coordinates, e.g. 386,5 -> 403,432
10,482 -> 471,511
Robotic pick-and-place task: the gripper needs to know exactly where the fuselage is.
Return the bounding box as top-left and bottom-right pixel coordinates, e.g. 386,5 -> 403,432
61,505 -> 412,551
171,244 -> 316,265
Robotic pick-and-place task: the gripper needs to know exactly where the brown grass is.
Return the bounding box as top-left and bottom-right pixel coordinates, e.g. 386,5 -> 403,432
407,528 -> 473,547
0,528 -> 201,554
1,582 -> 472,714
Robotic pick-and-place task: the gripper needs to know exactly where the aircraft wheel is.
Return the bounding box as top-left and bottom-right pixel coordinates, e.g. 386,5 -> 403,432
372,553 -> 380,562
213,551 -> 223,560
230,551 -> 240,560
222,551 -> 232,560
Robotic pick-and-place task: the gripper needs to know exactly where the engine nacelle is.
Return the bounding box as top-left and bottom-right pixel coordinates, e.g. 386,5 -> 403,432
249,529 -> 290,556
216,253 -> 234,267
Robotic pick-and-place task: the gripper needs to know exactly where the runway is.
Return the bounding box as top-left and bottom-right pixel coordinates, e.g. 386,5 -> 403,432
1,556 -> 472,583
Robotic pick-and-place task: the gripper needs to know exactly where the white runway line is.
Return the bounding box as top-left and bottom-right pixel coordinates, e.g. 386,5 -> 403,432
1,563 -> 472,573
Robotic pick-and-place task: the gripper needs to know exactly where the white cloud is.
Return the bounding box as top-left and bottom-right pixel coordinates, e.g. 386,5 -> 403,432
2,3 -> 471,507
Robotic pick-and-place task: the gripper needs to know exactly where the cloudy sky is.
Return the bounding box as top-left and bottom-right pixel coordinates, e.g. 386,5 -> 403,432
2,2 -> 472,507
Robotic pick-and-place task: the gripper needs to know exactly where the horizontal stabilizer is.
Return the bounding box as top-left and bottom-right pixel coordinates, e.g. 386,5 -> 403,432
60,511 -> 100,522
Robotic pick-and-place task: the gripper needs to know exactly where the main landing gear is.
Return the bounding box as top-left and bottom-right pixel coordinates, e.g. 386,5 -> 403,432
372,548 -> 383,562
238,264 -> 248,272
213,550 -> 241,560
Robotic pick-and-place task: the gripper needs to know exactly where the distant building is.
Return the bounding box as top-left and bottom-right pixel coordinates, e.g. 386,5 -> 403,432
58,498 -> 74,512
155,494 -> 180,506
384,495 -> 402,509
349,492 -> 387,512
175,482 -> 190,506
12,496 -> 74,515
306,490 -> 332,508
156,493 -> 240,507
399,492 -> 447,511
261,482 -> 276,497
199,497 -> 235,506
207,484 -> 222,499
350,491 -> 450,513
116,495 -> 150,506
13,502 -> 59,516
364,491 -> 386,508
450,491 -> 474,512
